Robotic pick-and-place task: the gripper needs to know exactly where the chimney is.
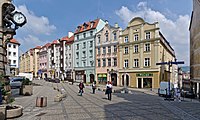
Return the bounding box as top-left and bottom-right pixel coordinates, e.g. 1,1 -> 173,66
105,20 -> 109,24
115,23 -> 118,28
68,32 -> 74,38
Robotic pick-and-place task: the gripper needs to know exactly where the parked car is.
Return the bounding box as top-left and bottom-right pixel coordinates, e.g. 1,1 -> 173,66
9,77 -> 24,88
181,90 -> 196,98
158,81 -> 174,96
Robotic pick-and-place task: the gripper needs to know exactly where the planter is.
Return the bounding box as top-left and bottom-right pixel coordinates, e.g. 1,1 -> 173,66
6,105 -> 23,119
54,94 -> 62,102
20,85 -> 33,96
0,105 -> 6,120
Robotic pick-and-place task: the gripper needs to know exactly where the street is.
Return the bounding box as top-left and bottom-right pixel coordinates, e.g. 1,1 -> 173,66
10,80 -> 200,120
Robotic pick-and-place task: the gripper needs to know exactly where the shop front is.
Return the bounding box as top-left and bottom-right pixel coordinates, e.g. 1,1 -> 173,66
75,70 -> 86,83
136,73 -> 153,88
97,74 -> 107,84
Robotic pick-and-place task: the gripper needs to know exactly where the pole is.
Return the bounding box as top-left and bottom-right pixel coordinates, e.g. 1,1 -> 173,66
168,62 -> 170,98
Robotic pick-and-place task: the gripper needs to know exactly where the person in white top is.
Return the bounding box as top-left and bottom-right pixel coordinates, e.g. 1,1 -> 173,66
105,81 -> 112,100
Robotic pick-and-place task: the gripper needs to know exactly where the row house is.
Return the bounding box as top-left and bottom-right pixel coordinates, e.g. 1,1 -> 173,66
7,38 -> 20,75
49,40 -> 60,79
73,19 -> 106,83
190,0 -> 200,98
118,17 -> 176,89
38,43 -> 51,78
96,22 -> 122,86
19,46 -> 41,77
60,32 -> 74,81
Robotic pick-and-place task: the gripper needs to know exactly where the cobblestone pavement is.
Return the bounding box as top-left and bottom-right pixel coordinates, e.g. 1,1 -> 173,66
9,80 -> 200,120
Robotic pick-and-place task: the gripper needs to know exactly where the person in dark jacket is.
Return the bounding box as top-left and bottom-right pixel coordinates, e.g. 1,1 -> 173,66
79,81 -> 85,96
106,81 -> 112,100
92,82 -> 96,94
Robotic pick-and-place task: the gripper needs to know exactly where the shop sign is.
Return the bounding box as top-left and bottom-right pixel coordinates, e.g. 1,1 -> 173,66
136,73 -> 153,77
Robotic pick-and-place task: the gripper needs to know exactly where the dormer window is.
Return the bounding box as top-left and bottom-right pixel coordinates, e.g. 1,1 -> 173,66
77,26 -> 81,31
90,21 -> 95,28
83,23 -> 88,30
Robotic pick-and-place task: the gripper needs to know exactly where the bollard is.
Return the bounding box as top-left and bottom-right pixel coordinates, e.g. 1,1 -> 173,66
36,96 -> 47,107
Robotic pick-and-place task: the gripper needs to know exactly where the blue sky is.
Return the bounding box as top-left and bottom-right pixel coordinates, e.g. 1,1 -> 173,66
13,0 -> 192,65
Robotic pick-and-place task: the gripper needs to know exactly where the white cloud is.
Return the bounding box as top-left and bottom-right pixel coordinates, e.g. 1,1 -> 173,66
116,2 -> 190,65
16,5 -> 56,35
17,35 -> 49,51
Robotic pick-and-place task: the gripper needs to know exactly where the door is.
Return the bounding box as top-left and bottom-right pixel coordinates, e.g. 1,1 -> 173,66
138,78 -> 142,88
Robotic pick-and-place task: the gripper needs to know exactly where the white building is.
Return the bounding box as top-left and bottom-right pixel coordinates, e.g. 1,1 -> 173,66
7,38 -> 20,75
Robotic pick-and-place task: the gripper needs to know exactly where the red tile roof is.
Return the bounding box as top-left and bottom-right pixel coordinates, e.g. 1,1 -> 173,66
42,43 -> 51,48
34,46 -> 42,49
10,38 -> 20,45
74,19 -> 99,34
52,40 -> 59,44
66,36 -> 74,44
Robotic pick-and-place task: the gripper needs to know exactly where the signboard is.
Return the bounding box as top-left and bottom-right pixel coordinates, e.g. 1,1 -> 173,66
136,73 -> 153,77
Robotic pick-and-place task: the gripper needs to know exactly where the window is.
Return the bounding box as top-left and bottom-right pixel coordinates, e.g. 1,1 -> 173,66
8,51 -> 11,56
106,34 -> 108,41
103,47 -> 106,54
76,62 -> 79,67
113,58 -> 117,66
83,33 -> 86,38
13,52 -> 16,56
13,45 -> 16,48
124,60 -> 128,68
102,59 -> 106,67
89,50 -> 93,57
90,41 -> 93,47
76,44 -> 79,50
69,62 -> 71,67
108,46 -> 111,54
8,44 -> 11,48
124,36 -> 128,43
98,36 -> 101,43
98,59 -> 101,67
114,45 -> 117,53
69,54 -> 71,59
82,51 -> 86,58
83,61 -> 86,67
76,52 -> 79,59
124,47 -> 128,54
145,43 -> 150,52
13,60 -> 16,64
90,61 -> 93,66
113,33 -> 117,40
134,45 -> 139,53
9,59 -> 11,64
83,42 -> 86,48
108,58 -> 111,67
134,34 -> 139,41
134,59 -> 139,67
146,32 -> 150,39
144,58 -> 150,67
98,48 -> 101,55
90,31 -> 93,36
76,35 -> 79,40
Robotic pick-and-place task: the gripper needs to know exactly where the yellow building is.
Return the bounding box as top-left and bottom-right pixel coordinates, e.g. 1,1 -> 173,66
118,17 -> 175,89
19,46 -> 41,77
190,0 -> 200,97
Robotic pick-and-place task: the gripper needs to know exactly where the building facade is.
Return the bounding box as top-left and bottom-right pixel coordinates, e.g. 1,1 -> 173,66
96,22 -> 122,85
118,17 -> 176,89
60,32 -> 74,81
39,43 -> 51,78
7,38 -> 20,75
190,0 -> 200,98
73,19 -> 106,83
49,40 -> 60,79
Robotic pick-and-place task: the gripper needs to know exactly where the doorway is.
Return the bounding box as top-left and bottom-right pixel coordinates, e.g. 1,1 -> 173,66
111,73 -> 117,86
90,74 -> 94,83
138,78 -> 142,88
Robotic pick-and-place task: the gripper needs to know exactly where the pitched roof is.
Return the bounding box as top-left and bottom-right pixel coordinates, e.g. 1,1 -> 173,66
10,38 -> 20,45
52,40 -> 59,44
42,43 -> 51,48
74,19 -> 99,34
34,46 -> 42,49
66,35 -> 74,44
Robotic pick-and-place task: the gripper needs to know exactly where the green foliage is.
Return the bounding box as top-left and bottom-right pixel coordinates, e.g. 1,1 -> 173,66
22,78 -> 32,85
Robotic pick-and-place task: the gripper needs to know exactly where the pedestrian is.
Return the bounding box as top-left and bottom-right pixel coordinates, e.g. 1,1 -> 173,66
177,88 -> 181,102
92,81 -> 96,94
79,81 -> 85,96
106,81 -> 112,100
